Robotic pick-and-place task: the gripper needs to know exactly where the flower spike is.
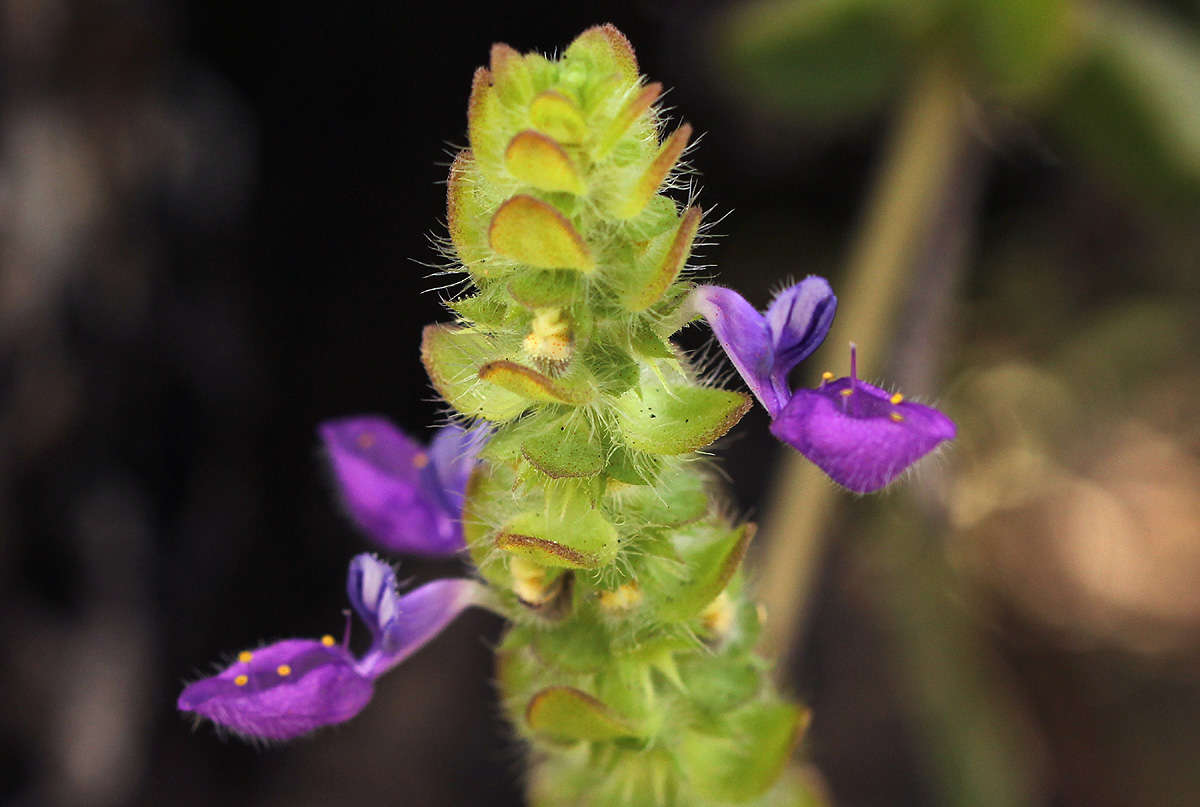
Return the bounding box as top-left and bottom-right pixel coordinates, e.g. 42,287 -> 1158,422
178,555 -> 484,740
320,417 -> 487,556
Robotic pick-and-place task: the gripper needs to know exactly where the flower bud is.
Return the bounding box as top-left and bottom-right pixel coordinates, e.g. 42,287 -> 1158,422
522,307 -> 574,371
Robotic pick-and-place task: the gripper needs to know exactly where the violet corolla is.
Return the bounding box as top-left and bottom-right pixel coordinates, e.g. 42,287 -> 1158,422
320,416 -> 486,555
691,278 -> 956,492
177,553 -> 483,740
179,420 -> 487,740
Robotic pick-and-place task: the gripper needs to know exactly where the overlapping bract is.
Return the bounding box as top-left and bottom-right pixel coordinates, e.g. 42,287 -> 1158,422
692,278 -> 955,492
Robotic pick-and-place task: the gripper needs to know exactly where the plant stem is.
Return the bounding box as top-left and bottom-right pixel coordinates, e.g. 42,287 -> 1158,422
756,58 -> 971,670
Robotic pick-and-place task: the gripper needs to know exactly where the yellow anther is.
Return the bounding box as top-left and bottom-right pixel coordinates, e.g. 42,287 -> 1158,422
890,412 -> 904,422
890,393 -> 904,405
598,582 -> 643,613
234,674 -> 249,687
839,388 -> 853,397
356,432 -> 375,449
523,308 -> 574,368
510,556 -> 562,606
320,635 -> 336,647
700,591 -> 734,636
523,332 -> 572,362
238,651 -> 253,663
276,664 -> 292,677
412,452 -> 430,469
821,371 -> 834,382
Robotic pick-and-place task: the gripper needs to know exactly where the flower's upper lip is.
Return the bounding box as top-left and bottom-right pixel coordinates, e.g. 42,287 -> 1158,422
319,417 -> 487,556
690,278 -> 837,416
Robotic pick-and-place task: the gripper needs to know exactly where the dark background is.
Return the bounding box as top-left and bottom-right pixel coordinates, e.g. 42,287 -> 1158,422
2,2 -> 1198,806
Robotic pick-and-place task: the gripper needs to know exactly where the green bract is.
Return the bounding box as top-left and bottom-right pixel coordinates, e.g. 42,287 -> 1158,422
426,24 -> 812,806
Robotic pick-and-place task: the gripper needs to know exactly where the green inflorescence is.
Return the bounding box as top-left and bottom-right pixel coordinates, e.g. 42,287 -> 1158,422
426,25 -> 812,807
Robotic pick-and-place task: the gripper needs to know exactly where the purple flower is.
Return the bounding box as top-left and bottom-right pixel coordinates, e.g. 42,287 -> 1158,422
770,346 -> 957,492
691,278 -> 836,418
320,417 -> 487,556
345,554 -> 480,679
691,279 -> 955,493
178,554 -> 482,740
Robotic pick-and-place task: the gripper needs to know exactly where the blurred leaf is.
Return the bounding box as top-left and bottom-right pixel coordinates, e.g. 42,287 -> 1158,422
526,686 -> 642,741
679,701 -> 809,802
677,652 -> 762,715
718,0 -> 905,122
965,0 -> 1077,101
767,767 -> 833,807
873,506 -> 1044,807
1053,4 -> 1200,199
532,609 -> 614,673
654,522 -> 755,621
1052,298 -> 1198,409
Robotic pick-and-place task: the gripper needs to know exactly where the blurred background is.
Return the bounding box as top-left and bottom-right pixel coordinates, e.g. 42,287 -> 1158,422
1,1 -> 1197,806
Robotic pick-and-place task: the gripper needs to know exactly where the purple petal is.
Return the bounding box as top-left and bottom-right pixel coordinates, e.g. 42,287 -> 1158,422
770,377 -> 956,493
346,553 -> 400,640
352,572 -> 483,680
427,423 -> 489,515
763,277 -> 836,403
178,639 -> 373,740
690,286 -> 782,415
320,416 -> 465,555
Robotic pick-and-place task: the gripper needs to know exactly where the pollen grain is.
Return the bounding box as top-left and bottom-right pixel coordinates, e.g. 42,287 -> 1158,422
276,664 -> 292,677
234,674 -> 249,687
890,393 -> 904,404
890,412 -> 904,422
321,634 -> 336,647
238,651 -> 253,663
413,452 -> 430,469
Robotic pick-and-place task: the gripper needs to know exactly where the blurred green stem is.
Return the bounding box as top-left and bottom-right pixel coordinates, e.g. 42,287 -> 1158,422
757,57 -> 969,668
872,507 -> 1041,807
